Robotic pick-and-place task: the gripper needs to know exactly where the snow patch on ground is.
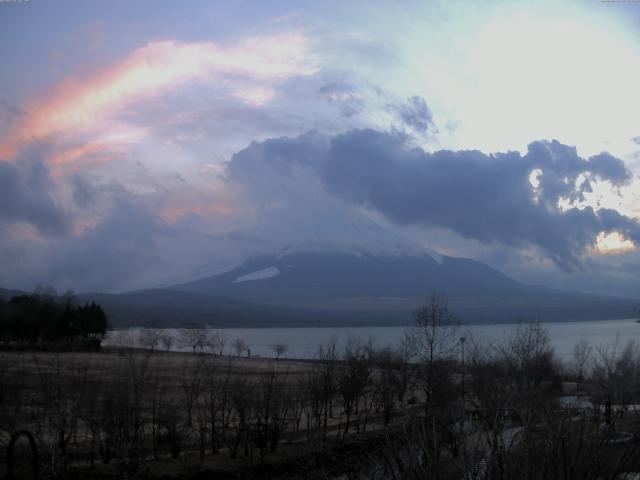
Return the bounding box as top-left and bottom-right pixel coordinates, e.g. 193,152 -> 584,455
233,266 -> 280,283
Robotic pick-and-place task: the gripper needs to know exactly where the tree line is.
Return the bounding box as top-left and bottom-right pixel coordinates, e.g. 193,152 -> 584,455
0,287 -> 109,350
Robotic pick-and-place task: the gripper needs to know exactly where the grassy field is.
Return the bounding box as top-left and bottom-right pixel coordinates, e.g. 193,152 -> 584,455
0,347 -> 413,479
4,324 -> 640,479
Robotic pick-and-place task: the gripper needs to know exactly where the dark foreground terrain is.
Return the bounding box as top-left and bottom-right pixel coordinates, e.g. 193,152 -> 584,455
3,317 -> 640,479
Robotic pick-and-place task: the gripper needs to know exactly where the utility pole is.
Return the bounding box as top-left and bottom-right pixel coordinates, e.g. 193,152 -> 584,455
460,336 -> 466,407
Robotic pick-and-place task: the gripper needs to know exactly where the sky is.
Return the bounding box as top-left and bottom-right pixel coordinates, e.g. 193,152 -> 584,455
2,0 -> 640,296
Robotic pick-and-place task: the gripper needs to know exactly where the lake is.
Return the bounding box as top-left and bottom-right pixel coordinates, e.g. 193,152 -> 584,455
105,318 -> 640,362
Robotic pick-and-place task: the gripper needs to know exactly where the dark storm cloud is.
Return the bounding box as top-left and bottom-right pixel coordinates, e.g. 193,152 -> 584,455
227,129 -> 638,272
0,178 -> 163,292
46,185 -> 160,291
0,155 -> 163,291
0,148 -> 70,236
390,96 -> 435,133
70,175 -> 97,208
620,260 -> 640,274
227,131 -> 328,194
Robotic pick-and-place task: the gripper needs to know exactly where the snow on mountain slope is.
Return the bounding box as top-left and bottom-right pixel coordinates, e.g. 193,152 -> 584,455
163,196 -> 446,288
163,204 -> 446,289
233,266 -> 280,283
257,201 -> 440,260
174,248 -> 531,310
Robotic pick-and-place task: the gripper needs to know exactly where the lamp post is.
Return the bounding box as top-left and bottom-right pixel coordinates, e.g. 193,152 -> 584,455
460,336 -> 466,407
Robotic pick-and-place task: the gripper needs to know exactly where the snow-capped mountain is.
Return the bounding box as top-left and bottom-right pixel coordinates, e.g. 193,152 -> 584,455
173,247 -> 527,307
169,247 -> 638,324
174,200 -> 445,286
83,200 -> 638,327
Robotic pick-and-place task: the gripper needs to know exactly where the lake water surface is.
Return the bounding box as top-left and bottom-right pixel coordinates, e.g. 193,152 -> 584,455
106,318 -> 640,362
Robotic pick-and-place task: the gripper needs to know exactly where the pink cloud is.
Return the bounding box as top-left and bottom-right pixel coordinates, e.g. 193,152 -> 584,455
231,86 -> 276,106
160,202 -> 238,222
0,31 -> 317,162
48,141 -> 124,177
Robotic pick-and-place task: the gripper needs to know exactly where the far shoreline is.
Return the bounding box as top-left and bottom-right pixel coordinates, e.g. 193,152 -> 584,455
109,316 -> 639,330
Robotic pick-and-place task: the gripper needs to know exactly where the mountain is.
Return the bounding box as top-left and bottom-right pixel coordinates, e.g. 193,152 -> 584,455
3,248 -> 638,326
171,249 -> 640,323
3,203 -> 638,326
171,201 -> 447,287
170,204 -> 537,311
175,250 -> 527,305
0,286 -> 421,328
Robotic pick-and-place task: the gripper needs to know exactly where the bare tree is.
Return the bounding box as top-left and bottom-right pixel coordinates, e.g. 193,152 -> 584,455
32,353 -> 91,477
406,294 -> 458,412
112,329 -> 135,349
316,336 -> 338,440
232,338 -> 249,357
499,320 -> 558,391
160,333 -> 174,352
205,360 -> 235,454
180,323 -> 210,354
338,337 -> 373,435
373,347 -> 403,425
271,342 -> 288,360
178,356 -> 207,459
0,356 -> 25,435
138,328 -> 162,352
572,338 -> 592,391
591,337 -> 640,416
209,330 -> 227,356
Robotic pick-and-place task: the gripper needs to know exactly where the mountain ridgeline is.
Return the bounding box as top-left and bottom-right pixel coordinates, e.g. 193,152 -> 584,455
176,251 -> 527,303
3,250 -> 638,328
169,250 -> 639,325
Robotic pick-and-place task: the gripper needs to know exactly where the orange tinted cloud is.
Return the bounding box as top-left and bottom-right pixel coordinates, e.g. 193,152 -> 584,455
161,202 -> 237,222
0,32 -> 316,161
49,142 -> 110,166
48,142 -> 123,177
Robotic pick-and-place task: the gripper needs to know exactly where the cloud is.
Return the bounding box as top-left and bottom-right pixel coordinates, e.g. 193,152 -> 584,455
44,186 -> 161,291
2,127 -> 637,293
319,82 -> 364,117
227,129 -> 638,272
390,95 -> 435,133
0,99 -> 23,129
70,175 -> 97,208
0,150 -> 165,291
0,146 -> 71,236
231,86 -> 276,107
0,175 -> 167,292
0,31 -> 317,163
